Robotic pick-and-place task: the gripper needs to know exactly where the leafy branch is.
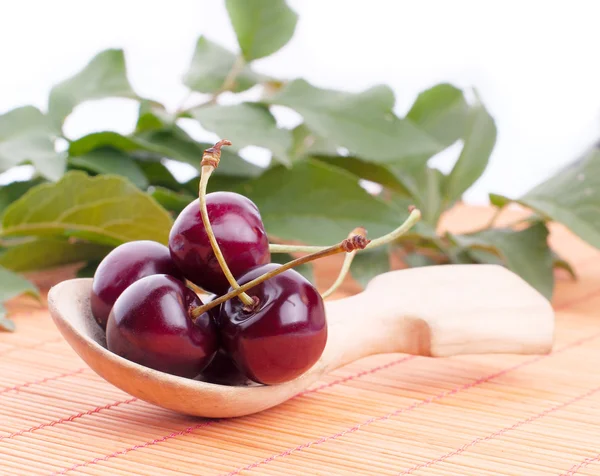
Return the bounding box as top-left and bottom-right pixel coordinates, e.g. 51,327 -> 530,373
0,0 -> 593,331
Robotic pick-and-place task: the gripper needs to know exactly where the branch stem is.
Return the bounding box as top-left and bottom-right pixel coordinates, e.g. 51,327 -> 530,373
212,55 -> 245,102
177,55 -> 246,115
485,207 -> 503,229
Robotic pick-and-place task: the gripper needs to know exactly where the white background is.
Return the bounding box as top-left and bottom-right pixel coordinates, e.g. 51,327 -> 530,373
1,0 -> 599,203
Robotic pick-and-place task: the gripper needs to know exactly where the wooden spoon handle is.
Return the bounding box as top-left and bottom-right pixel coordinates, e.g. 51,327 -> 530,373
321,264 -> 554,372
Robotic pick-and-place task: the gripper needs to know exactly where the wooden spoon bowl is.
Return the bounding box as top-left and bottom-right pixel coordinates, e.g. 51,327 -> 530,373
48,264 -> 554,418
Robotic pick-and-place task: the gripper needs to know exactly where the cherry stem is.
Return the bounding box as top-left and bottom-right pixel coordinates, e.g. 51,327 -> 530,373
321,227 -> 367,299
198,140 -> 255,308
190,234 -> 370,318
269,208 -> 422,254
186,280 -> 208,296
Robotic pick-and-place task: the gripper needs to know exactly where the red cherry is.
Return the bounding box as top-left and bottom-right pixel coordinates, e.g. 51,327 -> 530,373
168,192 -> 270,295
91,240 -> 183,330
195,349 -> 254,386
217,263 -> 327,385
106,274 -> 217,379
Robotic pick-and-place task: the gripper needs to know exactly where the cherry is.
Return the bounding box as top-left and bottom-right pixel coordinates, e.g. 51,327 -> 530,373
168,192 -> 270,295
195,348 -> 254,386
91,240 -> 184,330
106,274 -> 217,379
216,263 -> 328,385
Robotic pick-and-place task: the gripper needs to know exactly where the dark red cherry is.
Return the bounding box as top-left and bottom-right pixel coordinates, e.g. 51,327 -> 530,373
91,240 -> 183,330
217,263 -> 327,385
168,192 -> 270,295
106,274 -> 217,379
195,349 -> 254,386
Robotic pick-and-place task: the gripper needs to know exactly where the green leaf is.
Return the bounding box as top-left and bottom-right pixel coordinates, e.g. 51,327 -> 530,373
68,149 -> 149,189
76,261 -> 101,278
137,160 -> 182,190
191,103 -> 292,165
489,192 -> 511,208
512,147 -> 600,249
388,162 -> 445,224
0,106 -> 53,140
406,83 -> 468,147
183,175 -> 251,195
290,124 -> 338,161
0,178 -> 46,214
0,306 -> 15,332
240,159 -> 401,244
136,100 -> 174,133
0,266 -> 39,301
137,130 -> 264,177
0,238 -> 111,272
183,36 -> 262,94
225,0 -> 298,61
69,130 -> 173,163
150,187 -> 195,214
270,253 -> 314,284
0,133 -> 66,181
315,154 -> 446,225
466,248 -> 503,266
48,49 -> 138,126
314,156 -> 410,195
69,128 -> 262,178
1,171 -> 173,246
451,222 -> 553,299
69,131 -> 144,156
551,250 -> 577,279
269,79 -> 441,163
0,106 -> 65,180
444,93 -> 497,204
351,247 -> 390,288
0,266 -> 39,331
403,252 -> 436,268
136,129 -> 205,164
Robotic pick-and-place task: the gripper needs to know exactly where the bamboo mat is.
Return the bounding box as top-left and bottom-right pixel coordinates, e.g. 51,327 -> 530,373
1,205 -> 600,476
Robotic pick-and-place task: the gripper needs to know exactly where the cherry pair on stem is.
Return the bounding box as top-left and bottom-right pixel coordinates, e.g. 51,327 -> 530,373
92,139 -> 421,386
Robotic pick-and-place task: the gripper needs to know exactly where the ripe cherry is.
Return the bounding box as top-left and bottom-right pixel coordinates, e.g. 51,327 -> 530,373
168,192 -> 270,295
195,349 -> 254,386
216,263 -> 328,385
91,240 -> 183,330
106,274 -> 217,379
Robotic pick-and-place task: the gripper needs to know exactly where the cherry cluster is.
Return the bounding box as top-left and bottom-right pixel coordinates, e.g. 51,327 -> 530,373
89,140 -> 378,387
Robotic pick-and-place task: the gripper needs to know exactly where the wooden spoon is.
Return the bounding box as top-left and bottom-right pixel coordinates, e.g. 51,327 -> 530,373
47,264 -> 554,418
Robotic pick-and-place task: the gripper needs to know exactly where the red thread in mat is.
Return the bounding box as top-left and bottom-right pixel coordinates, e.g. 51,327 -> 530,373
50,330 -> 600,476
560,453 -> 600,475
296,355 -> 416,397
0,368 -> 85,396
48,280 -> 600,476
0,336 -> 63,357
0,397 -> 137,442
47,354 -> 416,476
51,421 -> 214,475
5,351 -> 414,466
220,331 -> 600,476
397,385 -> 600,474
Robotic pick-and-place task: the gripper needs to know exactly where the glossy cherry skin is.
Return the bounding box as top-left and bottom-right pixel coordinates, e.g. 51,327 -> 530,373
91,240 -> 183,330
168,192 -> 270,295
106,274 -> 217,379
217,264 -> 327,385
195,349 -> 254,386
